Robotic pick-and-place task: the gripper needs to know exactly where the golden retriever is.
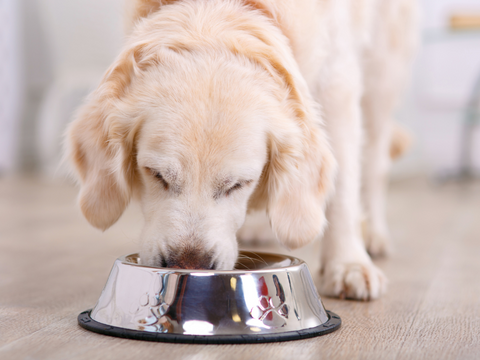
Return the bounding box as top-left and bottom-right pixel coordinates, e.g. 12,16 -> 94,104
66,0 -> 417,300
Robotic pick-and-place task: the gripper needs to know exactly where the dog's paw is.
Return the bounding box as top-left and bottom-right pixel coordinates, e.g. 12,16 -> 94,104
237,211 -> 277,246
317,260 -> 387,301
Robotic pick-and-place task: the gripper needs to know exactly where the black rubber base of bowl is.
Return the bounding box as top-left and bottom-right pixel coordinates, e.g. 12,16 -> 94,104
78,309 -> 341,344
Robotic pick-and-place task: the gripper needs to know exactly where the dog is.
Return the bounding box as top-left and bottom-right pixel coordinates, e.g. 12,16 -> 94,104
66,0 -> 417,300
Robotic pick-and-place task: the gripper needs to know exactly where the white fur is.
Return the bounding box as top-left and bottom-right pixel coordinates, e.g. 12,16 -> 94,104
66,0 -> 418,299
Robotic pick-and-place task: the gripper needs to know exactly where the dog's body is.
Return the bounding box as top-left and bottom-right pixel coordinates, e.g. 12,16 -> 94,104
67,0 -> 417,300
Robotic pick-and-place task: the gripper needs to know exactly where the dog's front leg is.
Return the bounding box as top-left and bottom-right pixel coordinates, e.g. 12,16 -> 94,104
315,59 -> 387,301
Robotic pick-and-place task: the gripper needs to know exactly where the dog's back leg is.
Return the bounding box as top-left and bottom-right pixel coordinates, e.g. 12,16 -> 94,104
360,0 -> 418,257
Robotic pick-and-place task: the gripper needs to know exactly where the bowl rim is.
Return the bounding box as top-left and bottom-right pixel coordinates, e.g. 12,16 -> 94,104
118,250 -> 307,275
79,309 -> 341,344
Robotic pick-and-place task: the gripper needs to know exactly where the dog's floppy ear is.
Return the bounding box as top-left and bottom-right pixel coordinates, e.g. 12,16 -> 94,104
237,21 -> 337,249
263,117 -> 337,249
66,44 -> 147,231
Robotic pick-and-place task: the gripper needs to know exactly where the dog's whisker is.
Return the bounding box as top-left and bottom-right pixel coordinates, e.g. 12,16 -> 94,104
235,253 -> 270,269
238,253 -> 269,267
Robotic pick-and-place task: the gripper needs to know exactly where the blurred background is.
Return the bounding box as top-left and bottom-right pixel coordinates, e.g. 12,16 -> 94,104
1,0 -> 480,179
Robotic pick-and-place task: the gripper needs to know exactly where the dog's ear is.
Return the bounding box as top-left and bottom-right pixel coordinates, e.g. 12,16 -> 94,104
263,119 -> 337,249
238,21 -> 337,249
66,44 -> 148,231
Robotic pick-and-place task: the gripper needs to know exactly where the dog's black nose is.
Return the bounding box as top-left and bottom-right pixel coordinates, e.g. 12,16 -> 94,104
165,246 -> 214,270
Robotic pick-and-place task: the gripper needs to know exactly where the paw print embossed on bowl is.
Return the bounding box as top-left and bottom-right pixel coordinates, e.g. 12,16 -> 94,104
248,275 -> 290,328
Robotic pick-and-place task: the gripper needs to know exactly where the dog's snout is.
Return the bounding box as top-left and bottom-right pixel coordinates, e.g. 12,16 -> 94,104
165,246 -> 214,270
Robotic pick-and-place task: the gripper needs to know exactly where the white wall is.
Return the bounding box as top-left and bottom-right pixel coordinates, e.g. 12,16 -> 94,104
394,0 -> 480,177
14,0 -> 126,175
3,0 -> 480,177
0,0 -> 24,173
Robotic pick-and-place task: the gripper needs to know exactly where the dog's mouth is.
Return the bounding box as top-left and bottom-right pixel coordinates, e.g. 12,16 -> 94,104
166,263 -> 217,270
159,251 -> 216,270
153,251 -> 293,271
156,259 -> 216,270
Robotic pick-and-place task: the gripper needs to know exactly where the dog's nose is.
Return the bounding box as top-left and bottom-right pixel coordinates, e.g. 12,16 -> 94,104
165,247 -> 214,270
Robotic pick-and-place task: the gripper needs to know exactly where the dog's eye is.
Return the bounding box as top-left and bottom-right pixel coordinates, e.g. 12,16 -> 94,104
147,168 -> 169,190
154,172 -> 169,190
225,182 -> 243,196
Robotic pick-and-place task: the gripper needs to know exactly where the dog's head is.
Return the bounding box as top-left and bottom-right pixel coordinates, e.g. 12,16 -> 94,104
66,3 -> 336,270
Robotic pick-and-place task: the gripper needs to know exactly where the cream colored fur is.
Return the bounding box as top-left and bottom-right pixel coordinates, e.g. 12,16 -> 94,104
66,0 -> 417,300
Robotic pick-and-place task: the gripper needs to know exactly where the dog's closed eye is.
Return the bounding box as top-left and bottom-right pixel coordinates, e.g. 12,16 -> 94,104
146,167 -> 169,190
225,182 -> 243,196
223,180 -> 253,198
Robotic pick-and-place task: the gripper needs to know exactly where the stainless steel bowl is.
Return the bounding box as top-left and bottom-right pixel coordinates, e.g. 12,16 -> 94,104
78,251 -> 341,343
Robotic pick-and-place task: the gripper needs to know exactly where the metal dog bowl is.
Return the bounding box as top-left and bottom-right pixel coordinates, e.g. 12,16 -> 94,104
78,251 -> 341,343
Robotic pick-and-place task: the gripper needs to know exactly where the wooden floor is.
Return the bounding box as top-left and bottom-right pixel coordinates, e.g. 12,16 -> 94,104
1,176 -> 479,359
